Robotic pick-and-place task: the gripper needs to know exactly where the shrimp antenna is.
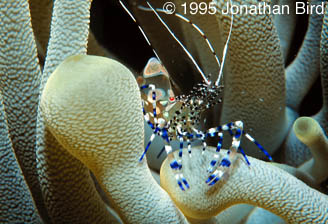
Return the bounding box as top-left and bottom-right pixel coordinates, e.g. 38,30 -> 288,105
215,0 -> 234,86
138,5 -> 221,72
119,0 -> 162,61
145,1 -> 211,86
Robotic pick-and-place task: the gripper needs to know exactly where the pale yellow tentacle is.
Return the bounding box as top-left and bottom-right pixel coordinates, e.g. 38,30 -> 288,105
161,146 -> 328,223
35,0 -> 119,222
40,55 -> 188,224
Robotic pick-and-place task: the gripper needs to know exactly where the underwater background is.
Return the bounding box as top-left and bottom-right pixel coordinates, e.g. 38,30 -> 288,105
0,0 -> 327,223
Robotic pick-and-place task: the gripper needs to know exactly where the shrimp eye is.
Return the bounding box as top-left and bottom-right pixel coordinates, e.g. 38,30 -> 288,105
169,97 -> 175,103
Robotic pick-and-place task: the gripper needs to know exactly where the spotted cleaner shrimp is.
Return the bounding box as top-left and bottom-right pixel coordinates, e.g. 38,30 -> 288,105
119,0 -> 273,191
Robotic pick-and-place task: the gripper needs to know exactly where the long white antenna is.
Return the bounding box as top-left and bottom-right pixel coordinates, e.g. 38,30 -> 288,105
145,1 -> 211,86
119,0 -> 161,61
138,6 -> 221,69
215,0 -> 234,86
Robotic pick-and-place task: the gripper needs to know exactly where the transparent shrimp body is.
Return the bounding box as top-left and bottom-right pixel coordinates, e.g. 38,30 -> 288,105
120,0 -> 273,191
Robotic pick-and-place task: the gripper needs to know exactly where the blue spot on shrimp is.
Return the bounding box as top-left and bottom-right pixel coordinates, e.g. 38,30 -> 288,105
119,0 -> 273,191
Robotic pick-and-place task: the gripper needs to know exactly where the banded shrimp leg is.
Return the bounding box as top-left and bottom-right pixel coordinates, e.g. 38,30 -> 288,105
139,88 -> 191,191
139,84 -> 164,161
204,121 -> 273,186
